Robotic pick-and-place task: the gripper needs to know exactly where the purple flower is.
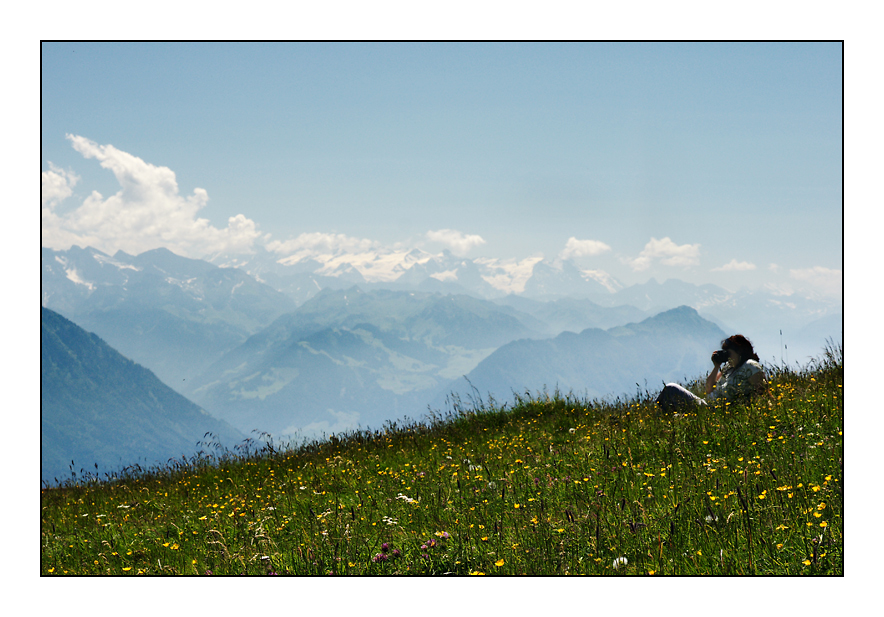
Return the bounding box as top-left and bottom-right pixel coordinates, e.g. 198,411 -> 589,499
392,549 -> 401,558
381,543 -> 390,553
372,553 -> 389,563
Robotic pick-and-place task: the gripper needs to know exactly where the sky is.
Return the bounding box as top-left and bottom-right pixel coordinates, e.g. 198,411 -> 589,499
42,41 -> 842,297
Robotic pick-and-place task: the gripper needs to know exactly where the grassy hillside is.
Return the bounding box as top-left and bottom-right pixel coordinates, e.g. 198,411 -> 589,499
40,346 -> 842,576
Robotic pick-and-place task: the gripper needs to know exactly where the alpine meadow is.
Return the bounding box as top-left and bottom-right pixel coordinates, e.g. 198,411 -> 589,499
40,343 -> 842,576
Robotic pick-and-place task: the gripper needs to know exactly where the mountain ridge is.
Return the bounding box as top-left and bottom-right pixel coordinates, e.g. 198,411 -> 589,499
41,307 -> 245,486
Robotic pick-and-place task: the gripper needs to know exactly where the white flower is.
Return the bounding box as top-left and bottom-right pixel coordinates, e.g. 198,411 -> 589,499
612,557 -> 628,570
569,428 -> 576,434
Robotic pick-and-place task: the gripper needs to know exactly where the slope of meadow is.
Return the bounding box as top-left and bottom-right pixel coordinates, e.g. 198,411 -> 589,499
40,346 -> 842,576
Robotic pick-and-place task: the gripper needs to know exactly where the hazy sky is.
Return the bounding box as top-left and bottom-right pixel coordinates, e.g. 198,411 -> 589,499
41,42 -> 842,296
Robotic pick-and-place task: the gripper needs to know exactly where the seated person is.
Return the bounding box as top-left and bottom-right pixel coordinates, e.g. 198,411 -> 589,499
656,334 -> 766,411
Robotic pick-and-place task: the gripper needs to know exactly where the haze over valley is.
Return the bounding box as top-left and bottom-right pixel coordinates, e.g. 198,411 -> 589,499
41,243 -> 841,483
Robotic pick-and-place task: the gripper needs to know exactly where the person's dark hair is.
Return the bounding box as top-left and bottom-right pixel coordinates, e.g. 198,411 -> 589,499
721,334 -> 760,368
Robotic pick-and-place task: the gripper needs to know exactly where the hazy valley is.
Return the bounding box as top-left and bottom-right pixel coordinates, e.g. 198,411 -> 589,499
41,244 -> 842,484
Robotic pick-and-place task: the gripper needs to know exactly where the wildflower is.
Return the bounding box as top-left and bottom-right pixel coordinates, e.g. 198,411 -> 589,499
495,559 -> 505,567
612,557 -> 628,570
381,543 -> 390,553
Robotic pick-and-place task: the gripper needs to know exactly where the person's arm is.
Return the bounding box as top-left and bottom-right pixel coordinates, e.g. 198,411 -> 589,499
705,362 -> 723,395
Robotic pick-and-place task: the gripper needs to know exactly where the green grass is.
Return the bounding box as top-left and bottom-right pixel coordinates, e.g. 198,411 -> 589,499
40,345 -> 842,576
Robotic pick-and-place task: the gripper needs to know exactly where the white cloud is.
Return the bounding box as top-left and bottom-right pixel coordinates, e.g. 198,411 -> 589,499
425,229 -> 486,256
42,163 -> 84,249
41,163 -> 79,208
627,237 -> 701,271
712,259 -> 757,272
559,237 -> 612,260
790,266 -> 843,297
266,232 -> 378,256
40,135 -> 261,258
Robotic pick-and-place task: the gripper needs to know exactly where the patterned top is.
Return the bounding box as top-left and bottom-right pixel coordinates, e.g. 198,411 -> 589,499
707,359 -> 765,402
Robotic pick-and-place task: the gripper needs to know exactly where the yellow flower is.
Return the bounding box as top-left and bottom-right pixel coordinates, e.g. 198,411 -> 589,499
122,567 -> 132,571
820,521 -> 828,528
802,559 -> 812,566
495,559 -> 505,567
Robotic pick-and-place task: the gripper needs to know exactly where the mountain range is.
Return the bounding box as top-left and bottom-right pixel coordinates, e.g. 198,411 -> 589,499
444,305 -> 727,406
41,244 -> 842,466
41,307 -> 244,486
42,245 -> 296,388
182,287 -> 549,437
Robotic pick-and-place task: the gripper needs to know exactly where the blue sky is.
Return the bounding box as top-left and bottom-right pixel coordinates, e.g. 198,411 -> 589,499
41,41 -> 842,296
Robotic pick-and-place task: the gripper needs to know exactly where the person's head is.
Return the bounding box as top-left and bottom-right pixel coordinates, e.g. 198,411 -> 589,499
721,335 -> 760,367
